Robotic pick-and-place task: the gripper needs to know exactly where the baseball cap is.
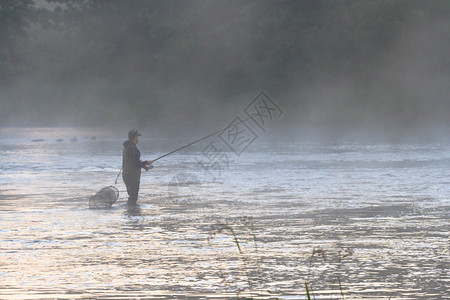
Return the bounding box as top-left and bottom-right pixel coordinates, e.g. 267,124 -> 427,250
128,129 -> 142,140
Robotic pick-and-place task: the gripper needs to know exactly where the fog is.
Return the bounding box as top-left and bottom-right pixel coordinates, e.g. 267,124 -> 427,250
1,0 -> 449,143
1,2 -> 449,298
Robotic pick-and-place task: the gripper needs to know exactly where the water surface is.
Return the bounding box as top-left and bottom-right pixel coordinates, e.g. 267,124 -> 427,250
0,127 -> 449,299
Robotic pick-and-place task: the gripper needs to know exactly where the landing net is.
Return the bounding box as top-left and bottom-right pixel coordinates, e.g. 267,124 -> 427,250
89,186 -> 119,209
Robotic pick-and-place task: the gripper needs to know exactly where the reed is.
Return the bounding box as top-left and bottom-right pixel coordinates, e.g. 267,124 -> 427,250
338,277 -> 345,300
208,222 -> 242,254
208,217 -> 392,299
305,282 -> 312,300
208,218 -> 259,293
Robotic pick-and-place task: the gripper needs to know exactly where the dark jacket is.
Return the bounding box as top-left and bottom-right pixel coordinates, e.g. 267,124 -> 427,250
122,140 -> 147,174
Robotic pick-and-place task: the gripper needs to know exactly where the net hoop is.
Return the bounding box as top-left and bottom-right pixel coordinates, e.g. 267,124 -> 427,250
89,186 -> 119,209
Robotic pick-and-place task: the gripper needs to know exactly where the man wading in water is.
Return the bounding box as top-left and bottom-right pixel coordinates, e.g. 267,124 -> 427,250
122,130 -> 152,206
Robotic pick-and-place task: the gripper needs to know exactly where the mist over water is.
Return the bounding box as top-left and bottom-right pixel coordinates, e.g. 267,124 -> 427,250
0,0 -> 449,142
0,1 -> 449,299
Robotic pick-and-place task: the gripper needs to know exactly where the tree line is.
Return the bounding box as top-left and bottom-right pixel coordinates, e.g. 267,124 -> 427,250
1,0 -> 449,139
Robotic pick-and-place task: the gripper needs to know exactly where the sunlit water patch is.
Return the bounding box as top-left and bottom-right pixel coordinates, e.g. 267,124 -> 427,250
0,127 -> 449,299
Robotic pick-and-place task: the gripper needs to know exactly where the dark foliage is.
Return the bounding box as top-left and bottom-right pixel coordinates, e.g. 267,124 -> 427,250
1,0 -> 449,140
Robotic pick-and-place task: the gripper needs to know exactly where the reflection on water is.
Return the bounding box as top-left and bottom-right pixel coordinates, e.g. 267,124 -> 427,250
0,127 -> 449,299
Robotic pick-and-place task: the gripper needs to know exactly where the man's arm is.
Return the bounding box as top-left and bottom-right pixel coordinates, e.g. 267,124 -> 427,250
126,146 -> 148,169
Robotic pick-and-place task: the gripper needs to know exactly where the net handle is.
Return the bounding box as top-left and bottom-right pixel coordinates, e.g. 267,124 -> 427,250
114,168 -> 122,185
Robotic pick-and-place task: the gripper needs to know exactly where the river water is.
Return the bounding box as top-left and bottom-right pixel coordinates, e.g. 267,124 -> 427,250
0,127 -> 448,299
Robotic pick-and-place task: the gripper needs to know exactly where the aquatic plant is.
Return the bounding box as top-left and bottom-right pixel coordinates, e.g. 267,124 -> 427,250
207,217 -> 394,299
305,282 -> 313,300
338,277 -> 345,300
208,216 -> 261,294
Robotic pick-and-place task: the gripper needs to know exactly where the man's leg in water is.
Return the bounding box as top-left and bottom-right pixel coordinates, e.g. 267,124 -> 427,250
123,174 -> 140,205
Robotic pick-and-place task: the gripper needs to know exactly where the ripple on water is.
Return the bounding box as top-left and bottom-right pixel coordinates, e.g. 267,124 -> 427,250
0,128 -> 449,298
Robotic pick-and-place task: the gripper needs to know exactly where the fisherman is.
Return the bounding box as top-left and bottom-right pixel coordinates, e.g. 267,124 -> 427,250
122,130 -> 152,206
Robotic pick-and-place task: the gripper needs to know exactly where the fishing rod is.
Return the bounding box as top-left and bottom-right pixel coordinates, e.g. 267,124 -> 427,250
151,115 -> 256,163
114,115 -> 256,184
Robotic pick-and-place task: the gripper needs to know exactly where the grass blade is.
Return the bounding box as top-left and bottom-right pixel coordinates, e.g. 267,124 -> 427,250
338,277 -> 345,300
305,282 -> 311,300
